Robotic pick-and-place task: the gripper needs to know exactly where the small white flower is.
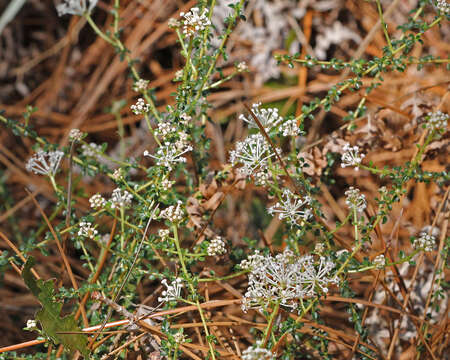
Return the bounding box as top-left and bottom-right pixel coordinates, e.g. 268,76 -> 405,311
180,7 -> 211,37
242,342 -> 274,360
160,200 -> 184,223
26,319 -> 37,328
345,187 -> 367,214
81,142 -> 102,158
110,188 -> 132,209
301,256 -> 338,296
174,69 -> 184,81
229,134 -> 277,177
78,221 -> 98,239
207,236 -> 227,256
144,142 -> 192,171
341,143 -> 365,170
68,128 -> 83,141
155,119 -> 177,139
424,111 -> 448,132
236,61 -> 248,73
279,118 -> 302,137
267,189 -> 313,226
435,0 -> 450,14
161,178 -> 174,190
158,278 -> 183,303
158,229 -> 170,240
56,0 -> 97,16
413,233 -> 435,252
89,193 -> 106,209
132,79 -> 149,93
131,98 -> 150,115
26,150 -> 64,176
173,331 -> 186,344
314,242 -> 325,254
373,254 -> 386,269
168,18 -> 180,29
180,113 -> 191,125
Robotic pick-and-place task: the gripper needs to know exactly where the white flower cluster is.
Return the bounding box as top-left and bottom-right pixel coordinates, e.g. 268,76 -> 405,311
78,221 -> 98,239
161,178 -> 174,190
81,142 -> 102,158
56,0 -> 97,17
425,111 -> 448,132
68,128 -> 83,141
158,229 -> 170,240
207,236 -> 227,256
158,278 -> 183,303
239,103 -> 301,137
180,7 -> 211,37
341,143 -> 365,170
236,61 -> 248,73
173,331 -> 186,344
26,150 -> 64,176
242,342 -> 274,360
345,187 -> 367,214
373,254 -> 386,269
132,79 -> 149,93
110,188 -> 132,209
268,189 -> 312,226
435,0 -> 450,14
168,18 -> 180,29
26,319 -> 37,329
144,142 -> 193,171
155,120 -> 177,139
180,113 -> 191,125
240,249 -> 338,312
160,200 -> 184,223
89,193 -> 106,209
131,98 -> 150,115
413,233 -> 435,252
229,134 -> 277,181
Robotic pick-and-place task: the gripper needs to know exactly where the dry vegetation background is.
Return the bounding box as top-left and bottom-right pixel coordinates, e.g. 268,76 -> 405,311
0,0 -> 449,359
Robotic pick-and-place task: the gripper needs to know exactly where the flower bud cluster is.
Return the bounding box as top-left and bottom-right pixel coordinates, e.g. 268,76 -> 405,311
89,193 -> 106,209
132,79 -> 149,93
412,233 -> 435,252
373,254 -> 386,269
242,342 -> 274,360
131,98 -> 150,115
110,188 -> 132,209
68,128 -> 83,141
56,0 -> 97,17
207,236 -> 227,256
425,111 -> 448,132
345,187 -> 367,214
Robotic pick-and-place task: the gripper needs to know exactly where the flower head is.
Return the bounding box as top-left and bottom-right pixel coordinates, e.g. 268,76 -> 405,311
110,188 -> 132,209
89,193 -> 106,209
435,0 -> 450,14
345,187 -> 367,214
229,134 -> 277,178
267,189 -> 313,226
26,319 -> 37,329
424,111 -> 448,132
207,236 -> 226,256
132,79 -> 149,93
236,61 -> 249,73
160,200 -> 185,223
240,103 -> 283,130
180,7 -> 211,37
56,0 -> 97,16
240,250 -> 338,312
242,342 -> 274,360
341,143 -> 365,170
26,150 -> 64,176
144,142 -> 192,171
78,221 -> 98,239
413,233 -> 435,252
81,142 -> 102,158
373,254 -> 386,269
68,128 -> 83,141
131,98 -> 150,115
158,278 -> 183,303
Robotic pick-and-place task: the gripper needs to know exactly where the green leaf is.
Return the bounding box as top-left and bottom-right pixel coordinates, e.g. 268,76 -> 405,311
22,257 -> 90,358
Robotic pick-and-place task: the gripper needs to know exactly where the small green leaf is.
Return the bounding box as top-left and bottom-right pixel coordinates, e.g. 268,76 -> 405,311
22,258 -> 90,358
